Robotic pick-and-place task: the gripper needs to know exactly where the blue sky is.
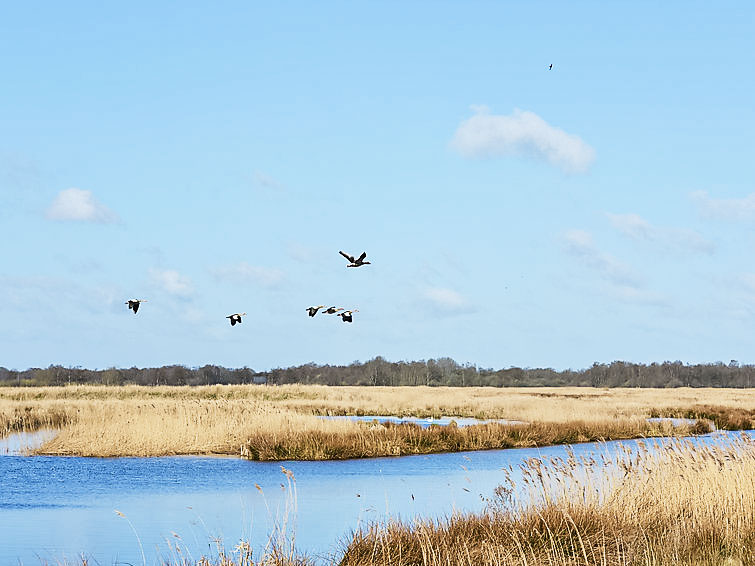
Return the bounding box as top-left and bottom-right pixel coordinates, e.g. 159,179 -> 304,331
2,2 -> 755,371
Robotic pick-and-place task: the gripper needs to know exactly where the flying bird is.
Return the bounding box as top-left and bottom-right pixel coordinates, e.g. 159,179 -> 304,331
339,251 -> 371,267
322,306 -> 343,315
306,305 -> 326,317
126,299 -> 146,314
226,312 -> 246,326
549,64 -> 553,70
339,309 -> 358,323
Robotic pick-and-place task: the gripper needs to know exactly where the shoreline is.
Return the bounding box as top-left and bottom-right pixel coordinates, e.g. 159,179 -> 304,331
2,384 -> 751,460
3,419 -> 718,460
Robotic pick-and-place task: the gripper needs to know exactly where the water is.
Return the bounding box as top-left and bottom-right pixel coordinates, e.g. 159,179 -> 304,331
0,429 -> 58,455
1,429 -> 752,565
317,415 -> 528,427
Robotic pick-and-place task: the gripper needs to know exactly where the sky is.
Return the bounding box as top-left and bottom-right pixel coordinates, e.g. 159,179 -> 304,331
2,2 -> 755,371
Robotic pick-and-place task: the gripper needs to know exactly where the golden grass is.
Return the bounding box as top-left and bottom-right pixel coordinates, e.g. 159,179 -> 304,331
0,385 -> 752,458
340,435 -> 755,566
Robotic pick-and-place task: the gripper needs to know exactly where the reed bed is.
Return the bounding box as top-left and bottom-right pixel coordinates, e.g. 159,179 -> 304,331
242,419 -> 710,461
0,385 -> 752,458
340,435 -> 755,566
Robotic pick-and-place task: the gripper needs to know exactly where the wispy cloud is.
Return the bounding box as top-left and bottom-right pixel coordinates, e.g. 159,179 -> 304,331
422,287 -> 471,314
149,268 -> 194,298
606,212 -> 714,254
254,171 -> 286,192
286,242 -> 317,263
610,285 -> 670,308
0,275 -> 113,316
46,188 -> 119,223
1,152 -> 41,193
690,190 -> 755,221
451,107 -> 595,173
210,262 -> 284,288
562,229 -> 639,286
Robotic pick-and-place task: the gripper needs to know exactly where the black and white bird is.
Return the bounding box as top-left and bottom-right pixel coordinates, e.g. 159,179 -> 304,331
322,306 -> 343,315
549,63 -> 553,70
339,251 -> 371,267
226,312 -> 246,326
339,309 -> 358,323
307,305 -> 326,317
126,299 -> 146,314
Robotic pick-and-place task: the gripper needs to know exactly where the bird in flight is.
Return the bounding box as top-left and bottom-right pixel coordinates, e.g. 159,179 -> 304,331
126,299 -> 146,314
339,251 -> 371,267
339,309 -> 358,323
226,312 -> 246,326
549,64 -> 553,70
322,306 -> 343,315
306,305 -> 326,317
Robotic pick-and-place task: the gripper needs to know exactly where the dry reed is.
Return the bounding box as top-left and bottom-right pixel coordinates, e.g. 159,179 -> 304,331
340,435 -> 755,565
0,385 -> 751,458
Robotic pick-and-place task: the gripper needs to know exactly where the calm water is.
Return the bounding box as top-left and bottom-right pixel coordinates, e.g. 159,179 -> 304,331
317,415 -> 528,427
1,430 -> 752,565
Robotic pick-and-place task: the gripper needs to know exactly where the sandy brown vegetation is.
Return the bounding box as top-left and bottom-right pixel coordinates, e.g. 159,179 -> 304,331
0,385 -> 752,458
340,435 -> 755,566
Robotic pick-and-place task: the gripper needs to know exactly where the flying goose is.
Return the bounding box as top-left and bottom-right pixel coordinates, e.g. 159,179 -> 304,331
126,299 -> 146,314
322,306 -> 343,315
307,305 -> 326,317
339,250 -> 371,267
226,312 -> 246,326
339,309 -> 358,323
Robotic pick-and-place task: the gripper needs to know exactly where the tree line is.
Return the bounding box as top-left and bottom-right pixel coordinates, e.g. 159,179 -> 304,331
1,357 -> 754,388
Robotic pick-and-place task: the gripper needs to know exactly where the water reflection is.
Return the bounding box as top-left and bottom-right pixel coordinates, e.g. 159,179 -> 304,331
0,429 -> 57,455
317,415 -> 528,427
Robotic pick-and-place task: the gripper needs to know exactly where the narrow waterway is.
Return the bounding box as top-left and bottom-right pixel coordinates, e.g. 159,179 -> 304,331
1,429 -> 751,565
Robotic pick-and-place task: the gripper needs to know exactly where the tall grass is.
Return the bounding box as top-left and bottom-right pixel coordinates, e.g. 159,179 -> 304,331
241,419 -> 710,461
0,385 -> 751,458
340,435 -> 755,565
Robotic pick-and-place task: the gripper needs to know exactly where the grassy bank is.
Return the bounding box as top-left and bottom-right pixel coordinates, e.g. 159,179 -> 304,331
146,434 -> 755,565
241,419 -> 711,461
0,385 -> 752,458
339,435 -> 755,566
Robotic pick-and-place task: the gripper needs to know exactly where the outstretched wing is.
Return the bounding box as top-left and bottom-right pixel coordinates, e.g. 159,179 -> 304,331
339,250 -> 355,263
133,302 -> 140,313
357,252 -> 367,263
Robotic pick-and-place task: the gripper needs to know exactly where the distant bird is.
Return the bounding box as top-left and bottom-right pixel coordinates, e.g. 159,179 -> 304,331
339,309 -> 358,323
322,306 -> 343,315
126,299 -> 146,314
549,64 -> 553,70
339,250 -> 371,267
307,305 -> 326,317
226,312 -> 246,326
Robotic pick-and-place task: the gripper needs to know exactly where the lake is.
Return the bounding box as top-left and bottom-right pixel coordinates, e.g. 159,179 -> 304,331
1,429 -> 751,564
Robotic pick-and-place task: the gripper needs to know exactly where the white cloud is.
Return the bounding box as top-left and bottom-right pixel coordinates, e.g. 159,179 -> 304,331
563,229 -> 639,286
46,188 -> 119,223
606,212 -> 714,254
690,190 -> 755,221
210,262 -> 284,288
451,107 -> 595,173
423,287 -> 470,313
149,268 -> 194,298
